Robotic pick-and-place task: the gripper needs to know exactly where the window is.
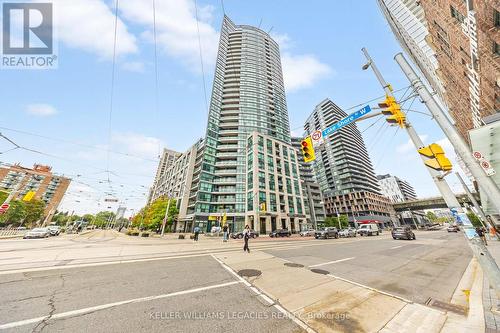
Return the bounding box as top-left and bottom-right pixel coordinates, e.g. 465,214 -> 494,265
494,42 -> 500,56
270,193 -> 277,212
258,152 -> 265,169
247,171 -> 253,190
258,171 -> 266,189
495,9 -> 500,27
286,178 -> 292,194
450,6 -> 465,24
269,174 -> 275,190
247,192 -> 253,211
267,155 -> 274,171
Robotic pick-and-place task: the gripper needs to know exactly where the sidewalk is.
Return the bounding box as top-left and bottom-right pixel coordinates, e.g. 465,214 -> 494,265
213,250 -> 486,332
483,239 -> 500,331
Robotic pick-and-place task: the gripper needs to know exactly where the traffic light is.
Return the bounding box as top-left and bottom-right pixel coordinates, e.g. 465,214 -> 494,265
300,136 -> 316,163
22,191 -> 35,202
418,143 -> 453,171
259,203 -> 266,212
378,95 -> 406,128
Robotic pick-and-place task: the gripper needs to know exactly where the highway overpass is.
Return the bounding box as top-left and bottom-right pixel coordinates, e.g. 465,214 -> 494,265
392,193 -> 480,212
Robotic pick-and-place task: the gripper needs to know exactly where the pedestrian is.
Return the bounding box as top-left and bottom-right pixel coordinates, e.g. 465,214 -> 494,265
243,225 -> 251,253
222,224 -> 228,242
194,225 -> 200,241
476,226 -> 488,246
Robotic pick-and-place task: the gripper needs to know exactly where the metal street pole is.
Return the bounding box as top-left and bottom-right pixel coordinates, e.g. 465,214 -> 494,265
395,53 -> 500,216
374,51 -> 500,296
161,197 -> 171,237
333,201 -> 341,229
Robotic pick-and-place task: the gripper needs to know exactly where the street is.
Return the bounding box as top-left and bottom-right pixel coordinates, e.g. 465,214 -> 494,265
0,230 -> 472,332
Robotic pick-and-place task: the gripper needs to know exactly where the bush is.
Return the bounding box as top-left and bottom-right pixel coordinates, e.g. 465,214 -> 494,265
126,229 -> 140,236
141,232 -> 150,237
178,234 -> 185,239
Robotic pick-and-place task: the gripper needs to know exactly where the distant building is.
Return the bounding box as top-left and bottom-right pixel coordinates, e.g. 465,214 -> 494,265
149,148 -> 181,203
304,99 -> 397,226
377,173 -> 426,225
0,164 -> 71,216
292,137 -> 326,229
469,114 -> 500,221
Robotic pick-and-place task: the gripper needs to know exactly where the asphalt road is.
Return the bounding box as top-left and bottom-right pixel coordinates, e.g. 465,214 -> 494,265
0,229 -> 473,332
265,230 -> 472,304
0,255 -> 303,333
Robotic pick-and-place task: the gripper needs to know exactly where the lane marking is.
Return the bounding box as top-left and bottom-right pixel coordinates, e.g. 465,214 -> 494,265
0,280 -> 240,330
210,254 -> 316,333
309,257 -> 355,268
390,245 -> 403,249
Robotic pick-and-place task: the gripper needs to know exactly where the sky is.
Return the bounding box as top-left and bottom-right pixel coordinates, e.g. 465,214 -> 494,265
0,0 -> 471,216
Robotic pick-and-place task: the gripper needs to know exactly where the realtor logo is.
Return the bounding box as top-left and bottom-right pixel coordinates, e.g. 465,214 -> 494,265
2,2 -> 57,69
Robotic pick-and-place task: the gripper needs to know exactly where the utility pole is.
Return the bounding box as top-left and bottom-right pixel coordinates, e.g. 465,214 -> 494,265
362,50 -> 500,296
161,197 -> 171,237
394,53 -> 500,216
333,201 -> 341,229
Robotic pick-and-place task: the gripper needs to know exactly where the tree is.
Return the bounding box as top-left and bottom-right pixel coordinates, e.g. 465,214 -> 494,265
0,191 -> 8,204
24,199 -> 46,227
339,214 -> 349,228
466,212 -> 483,228
82,214 -> 94,222
132,197 -> 179,232
324,215 -> 349,229
0,200 -> 26,226
426,211 -> 438,223
93,211 -> 115,228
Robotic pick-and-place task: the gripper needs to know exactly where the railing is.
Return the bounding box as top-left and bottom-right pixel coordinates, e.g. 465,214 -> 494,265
0,228 -> 26,237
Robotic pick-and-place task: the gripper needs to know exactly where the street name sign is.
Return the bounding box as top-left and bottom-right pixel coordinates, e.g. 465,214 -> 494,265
322,105 -> 372,138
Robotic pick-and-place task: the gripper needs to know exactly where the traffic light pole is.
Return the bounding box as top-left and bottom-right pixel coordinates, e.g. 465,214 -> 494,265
362,48 -> 500,297
395,53 -> 500,217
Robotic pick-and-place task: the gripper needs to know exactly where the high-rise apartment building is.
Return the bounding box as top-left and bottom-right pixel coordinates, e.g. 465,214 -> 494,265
148,148 -> 181,203
292,137 -> 326,229
0,164 -> 71,215
304,99 -> 396,226
377,174 -> 417,203
185,16 -> 291,231
379,0 -> 500,141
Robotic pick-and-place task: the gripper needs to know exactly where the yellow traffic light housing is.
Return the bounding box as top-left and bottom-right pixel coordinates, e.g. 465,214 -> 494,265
301,136 -> 316,163
418,143 -> 453,171
378,95 -> 406,128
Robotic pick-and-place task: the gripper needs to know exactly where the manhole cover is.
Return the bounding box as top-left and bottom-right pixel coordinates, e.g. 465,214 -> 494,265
237,269 -> 262,278
428,298 -> 468,315
310,268 -> 329,275
284,263 -> 304,268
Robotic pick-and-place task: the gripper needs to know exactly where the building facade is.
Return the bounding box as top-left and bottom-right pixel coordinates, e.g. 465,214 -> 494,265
377,0 -> 446,104
304,99 -> 396,225
185,16 -> 291,231
380,0 -> 500,141
292,137 -> 326,229
245,132 -> 309,233
149,148 -> 181,203
0,164 -> 71,216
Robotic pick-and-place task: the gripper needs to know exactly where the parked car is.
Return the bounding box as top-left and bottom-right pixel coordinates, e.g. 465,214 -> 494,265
23,228 -> 50,239
447,225 -> 459,233
231,230 -> 259,239
269,229 -> 291,237
315,227 -> 339,239
338,228 -> 357,238
47,225 -> 61,236
357,223 -> 380,236
299,229 -> 316,237
391,226 -> 415,240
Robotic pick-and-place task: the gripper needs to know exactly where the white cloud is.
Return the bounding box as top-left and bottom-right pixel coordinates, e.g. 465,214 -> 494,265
396,134 -> 429,153
51,0 -> 138,59
112,132 -> 163,159
121,61 -> 145,73
271,32 -> 292,50
119,0 -> 219,71
281,53 -> 332,92
25,103 -> 58,116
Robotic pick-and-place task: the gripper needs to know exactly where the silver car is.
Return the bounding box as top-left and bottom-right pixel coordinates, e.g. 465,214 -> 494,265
23,228 -> 50,239
47,225 -> 61,236
339,228 -> 357,238
299,229 -> 316,237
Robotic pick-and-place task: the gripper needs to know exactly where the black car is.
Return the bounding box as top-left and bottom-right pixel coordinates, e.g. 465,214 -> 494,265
315,227 -> 339,239
392,226 -> 416,240
230,230 -> 259,239
269,229 -> 291,237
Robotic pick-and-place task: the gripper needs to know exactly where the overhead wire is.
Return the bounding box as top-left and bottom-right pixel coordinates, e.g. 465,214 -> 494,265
152,0 -> 161,159
194,0 -> 210,117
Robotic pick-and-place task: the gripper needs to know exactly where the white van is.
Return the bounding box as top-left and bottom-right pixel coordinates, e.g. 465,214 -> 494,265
357,223 -> 380,236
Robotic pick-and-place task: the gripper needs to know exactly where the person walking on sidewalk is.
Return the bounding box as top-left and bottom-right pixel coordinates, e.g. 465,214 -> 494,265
243,225 -> 251,253
193,226 -> 200,242
222,224 -> 228,242
476,226 -> 488,246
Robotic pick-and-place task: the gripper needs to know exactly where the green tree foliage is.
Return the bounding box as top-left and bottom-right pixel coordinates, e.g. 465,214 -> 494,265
93,211 -> 116,228
324,215 -> 349,229
0,191 -> 8,204
132,197 -> 179,231
82,214 -> 94,222
426,211 -> 438,222
23,199 -> 46,227
52,212 -> 70,226
467,212 -> 483,228
0,200 -> 26,226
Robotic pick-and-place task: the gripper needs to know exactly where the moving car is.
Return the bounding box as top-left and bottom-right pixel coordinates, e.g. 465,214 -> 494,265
338,228 -> 357,238
315,227 -> 339,239
391,226 -> 415,240
299,229 -> 316,237
47,225 -> 61,236
269,229 -> 291,237
231,229 -> 259,239
23,228 -> 50,239
447,225 -> 459,232
357,223 -> 380,236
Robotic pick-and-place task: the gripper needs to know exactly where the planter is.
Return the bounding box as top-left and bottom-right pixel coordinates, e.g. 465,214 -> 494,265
141,232 -> 150,237
178,234 -> 185,239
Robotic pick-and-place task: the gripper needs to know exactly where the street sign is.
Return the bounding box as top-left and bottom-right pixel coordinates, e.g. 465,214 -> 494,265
0,203 -> 10,214
311,130 -> 324,147
472,150 -> 496,176
322,105 -> 372,138
473,151 -> 483,160
104,198 -> 119,202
